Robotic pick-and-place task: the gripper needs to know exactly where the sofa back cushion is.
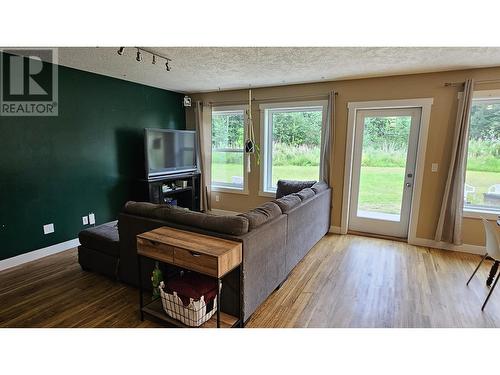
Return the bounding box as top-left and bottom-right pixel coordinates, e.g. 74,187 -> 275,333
294,187 -> 315,201
276,180 -> 316,199
311,180 -> 329,194
238,202 -> 282,231
273,194 -> 302,213
122,201 -> 249,236
123,201 -> 158,217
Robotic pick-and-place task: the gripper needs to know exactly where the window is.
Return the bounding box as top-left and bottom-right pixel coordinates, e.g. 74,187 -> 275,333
211,106 -> 247,192
464,93 -> 500,215
260,101 -> 327,194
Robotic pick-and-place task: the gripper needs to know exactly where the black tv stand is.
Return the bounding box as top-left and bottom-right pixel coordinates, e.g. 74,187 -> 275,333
143,172 -> 201,211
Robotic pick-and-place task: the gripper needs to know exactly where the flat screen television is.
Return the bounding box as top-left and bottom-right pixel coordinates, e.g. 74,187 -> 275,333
144,128 -> 198,179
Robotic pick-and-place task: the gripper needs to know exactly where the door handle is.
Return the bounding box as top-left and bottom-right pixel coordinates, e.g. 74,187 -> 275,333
406,182 -> 412,188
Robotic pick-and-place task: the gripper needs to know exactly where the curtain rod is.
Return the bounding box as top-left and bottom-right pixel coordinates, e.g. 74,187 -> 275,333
205,92 -> 337,106
444,78 -> 500,87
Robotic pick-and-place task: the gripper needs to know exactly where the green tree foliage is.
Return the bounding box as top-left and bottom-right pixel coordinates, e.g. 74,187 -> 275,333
212,112 -> 244,149
468,102 -> 500,167
271,111 -> 322,147
470,102 -> 500,142
211,104 -> 499,172
362,116 -> 411,152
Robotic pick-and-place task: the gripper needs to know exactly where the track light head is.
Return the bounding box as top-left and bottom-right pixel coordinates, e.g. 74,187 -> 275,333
117,48 -> 171,72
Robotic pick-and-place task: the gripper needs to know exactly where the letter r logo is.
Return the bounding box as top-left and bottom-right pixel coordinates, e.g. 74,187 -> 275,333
8,55 -> 48,96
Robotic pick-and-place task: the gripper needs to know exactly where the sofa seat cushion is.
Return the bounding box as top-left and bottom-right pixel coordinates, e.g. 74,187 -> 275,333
78,221 -> 120,257
294,187 -> 315,201
276,180 -> 316,199
238,202 -> 282,231
273,194 -> 302,213
311,180 -> 329,194
123,201 -> 249,236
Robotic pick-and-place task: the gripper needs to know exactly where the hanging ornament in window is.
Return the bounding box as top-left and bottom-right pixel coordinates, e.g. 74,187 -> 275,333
245,89 -> 257,173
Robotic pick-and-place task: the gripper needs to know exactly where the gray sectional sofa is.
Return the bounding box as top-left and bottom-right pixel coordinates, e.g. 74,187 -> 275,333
78,180 -> 331,323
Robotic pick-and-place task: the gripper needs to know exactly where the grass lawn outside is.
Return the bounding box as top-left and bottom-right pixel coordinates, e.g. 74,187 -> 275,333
465,169 -> 500,206
212,163 -> 500,212
212,163 -> 244,186
212,163 -> 320,187
358,167 -> 405,214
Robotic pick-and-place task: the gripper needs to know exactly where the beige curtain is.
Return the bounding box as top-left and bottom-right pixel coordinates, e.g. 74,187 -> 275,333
194,101 -> 212,211
435,78 -> 474,245
320,91 -> 336,186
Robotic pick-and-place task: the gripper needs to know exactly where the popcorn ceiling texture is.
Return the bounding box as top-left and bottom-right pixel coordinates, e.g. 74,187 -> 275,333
57,47 -> 500,93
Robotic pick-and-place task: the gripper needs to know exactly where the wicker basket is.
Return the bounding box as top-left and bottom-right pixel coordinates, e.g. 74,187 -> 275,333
158,274 -> 219,327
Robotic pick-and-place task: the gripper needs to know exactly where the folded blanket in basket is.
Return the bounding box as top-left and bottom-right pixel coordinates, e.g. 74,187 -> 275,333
164,272 -> 218,306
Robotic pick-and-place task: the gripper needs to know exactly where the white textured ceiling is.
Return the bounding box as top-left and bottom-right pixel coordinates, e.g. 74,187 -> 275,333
57,47 -> 500,93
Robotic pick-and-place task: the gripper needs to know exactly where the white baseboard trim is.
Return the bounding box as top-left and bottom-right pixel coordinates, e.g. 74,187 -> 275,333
329,225 -> 342,234
409,237 -> 485,256
210,208 -> 242,216
0,238 -> 80,272
330,229 -> 485,256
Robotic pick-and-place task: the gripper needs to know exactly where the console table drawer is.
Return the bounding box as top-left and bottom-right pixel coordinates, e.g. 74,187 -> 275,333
137,226 -> 242,278
137,237 -> 174,263
174,248 -> 218,277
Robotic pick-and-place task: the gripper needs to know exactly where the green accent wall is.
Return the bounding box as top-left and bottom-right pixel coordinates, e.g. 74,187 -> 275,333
0,55 -> 186,260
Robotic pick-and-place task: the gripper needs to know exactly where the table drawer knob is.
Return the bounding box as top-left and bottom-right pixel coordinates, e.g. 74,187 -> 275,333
190,251 -> 201,257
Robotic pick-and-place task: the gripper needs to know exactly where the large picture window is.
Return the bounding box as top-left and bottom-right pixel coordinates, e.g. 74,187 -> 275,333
260,101 -> 326,194
211,106 -> 246,191
464,95 -> 500,214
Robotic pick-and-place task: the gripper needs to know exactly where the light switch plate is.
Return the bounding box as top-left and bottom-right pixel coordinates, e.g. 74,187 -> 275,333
89,213 -> 95,225
82,216 -> 89,225
43,223 -> 54,234
431,163 -> 439,172
215,194 -> 220,202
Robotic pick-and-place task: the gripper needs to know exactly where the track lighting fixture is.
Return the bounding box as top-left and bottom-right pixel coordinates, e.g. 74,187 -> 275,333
116,47 -> 172,72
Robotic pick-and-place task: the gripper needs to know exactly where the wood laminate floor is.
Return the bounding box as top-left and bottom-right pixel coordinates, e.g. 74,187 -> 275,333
1,234 -> 499,328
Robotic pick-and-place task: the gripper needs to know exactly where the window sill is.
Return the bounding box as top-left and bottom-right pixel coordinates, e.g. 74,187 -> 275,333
463,208 -> 500,220
211,186 -> 249,195
258,190 -> 276,198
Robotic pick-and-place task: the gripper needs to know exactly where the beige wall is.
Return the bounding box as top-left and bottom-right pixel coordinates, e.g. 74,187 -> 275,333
187,66 -> 500,247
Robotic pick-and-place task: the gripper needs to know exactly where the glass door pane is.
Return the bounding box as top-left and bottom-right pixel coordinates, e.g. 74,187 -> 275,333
357,115 -> 411,221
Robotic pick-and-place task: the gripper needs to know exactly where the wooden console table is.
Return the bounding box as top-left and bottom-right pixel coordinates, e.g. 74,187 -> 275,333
136,226 -> 242,328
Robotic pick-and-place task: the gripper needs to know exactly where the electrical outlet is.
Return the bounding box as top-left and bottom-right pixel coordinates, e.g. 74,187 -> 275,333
43,223 -> 54,234
431,163 -> 439,172
82,216 -> 89,225
88,213 -> 95,225
215,194 -> 220,202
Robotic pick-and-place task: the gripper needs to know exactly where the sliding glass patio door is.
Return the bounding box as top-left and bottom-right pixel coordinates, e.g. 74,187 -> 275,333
348,107 -> 421,238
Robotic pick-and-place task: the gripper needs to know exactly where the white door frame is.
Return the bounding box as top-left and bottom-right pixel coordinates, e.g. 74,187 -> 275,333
341,98 -> 434,242
348,107 -> 422,238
